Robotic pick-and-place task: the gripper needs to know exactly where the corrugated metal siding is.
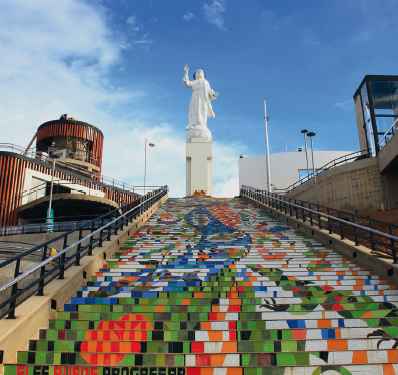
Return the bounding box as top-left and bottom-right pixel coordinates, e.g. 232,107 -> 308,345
36,122 -> 104,172
0,154 -> 137,228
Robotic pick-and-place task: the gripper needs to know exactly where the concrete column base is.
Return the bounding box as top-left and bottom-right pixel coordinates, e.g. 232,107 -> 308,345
186,137 -> 212,196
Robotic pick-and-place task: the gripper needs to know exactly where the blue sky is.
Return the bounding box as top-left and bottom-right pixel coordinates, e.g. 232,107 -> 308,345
1,0 -> 398,197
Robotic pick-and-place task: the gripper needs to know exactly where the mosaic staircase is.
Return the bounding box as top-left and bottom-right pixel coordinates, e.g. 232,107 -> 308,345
4,198 -> 398,375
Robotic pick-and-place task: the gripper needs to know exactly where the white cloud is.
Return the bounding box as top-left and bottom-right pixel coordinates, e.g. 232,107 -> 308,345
126,14 -> 152,46
183,12 -> 195,22
126,14 -> 142,33
261,9 -> 294,31
302,28 -> 320,47
335,100 -> 354,112
211,141 -> 241,198
0,0 -> 239,199
203,0 -> 227,30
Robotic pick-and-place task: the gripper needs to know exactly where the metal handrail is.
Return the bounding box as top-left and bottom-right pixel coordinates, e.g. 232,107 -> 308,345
0,219 -> 110,237
377,118 -> 398,147
1,213 -> 102,227
284,150 -> 371,192
0,185 -> 168,319
241,185 -> 398,262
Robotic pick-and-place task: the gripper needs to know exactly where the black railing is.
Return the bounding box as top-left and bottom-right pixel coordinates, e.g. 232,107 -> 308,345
281,150 -> 371,193
377,118 -> 398,150
0,218 -> 110,236
241,185 -> 398,262
0,186 -> 168,319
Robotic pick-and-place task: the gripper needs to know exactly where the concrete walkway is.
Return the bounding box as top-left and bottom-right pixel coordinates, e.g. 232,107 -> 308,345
4,198 -> 398,375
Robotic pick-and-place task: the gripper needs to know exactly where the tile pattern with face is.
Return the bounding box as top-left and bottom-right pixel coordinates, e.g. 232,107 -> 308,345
5,198 -> 398,375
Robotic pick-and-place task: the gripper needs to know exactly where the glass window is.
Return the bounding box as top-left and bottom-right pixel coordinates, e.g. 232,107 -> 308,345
361,83 -> 376,155
370,80 -> 398,116
370,80 -> 398,147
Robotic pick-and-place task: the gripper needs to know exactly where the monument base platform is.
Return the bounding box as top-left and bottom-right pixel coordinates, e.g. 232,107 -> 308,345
186,137 -> 212,197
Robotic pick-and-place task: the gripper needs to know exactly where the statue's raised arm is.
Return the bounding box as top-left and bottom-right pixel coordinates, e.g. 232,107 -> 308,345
183,65 -> 192,88
183,65 -> 218,139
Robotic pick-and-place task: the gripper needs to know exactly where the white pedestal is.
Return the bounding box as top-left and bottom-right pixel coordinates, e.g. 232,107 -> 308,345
186,137 -> 212,196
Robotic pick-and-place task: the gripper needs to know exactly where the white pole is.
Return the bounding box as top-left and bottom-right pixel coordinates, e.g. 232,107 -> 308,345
264,101 -> 271,193
144,138 -> 147,196
47,157 -> 56,233
302,130 -> 310,181
309,134 -> 317,204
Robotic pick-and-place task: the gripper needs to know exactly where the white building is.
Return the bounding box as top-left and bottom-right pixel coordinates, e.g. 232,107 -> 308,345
239,150 -> 355,192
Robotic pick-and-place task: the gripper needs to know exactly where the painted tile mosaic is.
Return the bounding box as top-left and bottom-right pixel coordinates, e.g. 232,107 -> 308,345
5,198 -> 398,375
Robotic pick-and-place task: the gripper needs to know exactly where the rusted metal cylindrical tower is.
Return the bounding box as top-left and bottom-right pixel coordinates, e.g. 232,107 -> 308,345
36,119 -> 104,173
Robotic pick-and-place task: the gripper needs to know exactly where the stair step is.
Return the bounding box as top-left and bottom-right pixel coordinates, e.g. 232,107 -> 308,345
4,198 -> 398,375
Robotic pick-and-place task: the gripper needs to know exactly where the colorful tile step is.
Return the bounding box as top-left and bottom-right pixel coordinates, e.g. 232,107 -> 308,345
5,198 -> 398,375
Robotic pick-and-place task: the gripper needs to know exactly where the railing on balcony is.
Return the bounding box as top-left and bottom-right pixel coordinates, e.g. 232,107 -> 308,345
377,118 -> 398,150
0,142 -> 155,195
276,150 -> 372,194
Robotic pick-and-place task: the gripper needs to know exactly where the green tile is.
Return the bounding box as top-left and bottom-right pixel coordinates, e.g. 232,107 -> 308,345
281,340 -> 297,352
35,352 -> 46,365
174,355 -> 184,366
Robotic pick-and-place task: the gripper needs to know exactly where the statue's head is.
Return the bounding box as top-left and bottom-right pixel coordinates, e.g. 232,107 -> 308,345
193,70 -> 205,80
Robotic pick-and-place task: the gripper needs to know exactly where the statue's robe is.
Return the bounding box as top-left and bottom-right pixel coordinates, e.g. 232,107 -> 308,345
183,77 -> 216,128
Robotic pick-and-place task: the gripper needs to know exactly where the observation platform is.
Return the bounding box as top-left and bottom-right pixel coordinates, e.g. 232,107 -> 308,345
3,197 -> 398,374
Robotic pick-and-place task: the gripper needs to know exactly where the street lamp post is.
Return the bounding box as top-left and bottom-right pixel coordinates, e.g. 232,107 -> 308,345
144,138 -> 155,196
301,129 -> 310,182
264,101 -> 271,193
47,154 -> 59,232
306,132 -> 317,205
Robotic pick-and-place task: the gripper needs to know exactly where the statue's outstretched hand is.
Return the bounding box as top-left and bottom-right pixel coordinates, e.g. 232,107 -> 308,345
184,65 -> 189,72
213,92 -> 219,98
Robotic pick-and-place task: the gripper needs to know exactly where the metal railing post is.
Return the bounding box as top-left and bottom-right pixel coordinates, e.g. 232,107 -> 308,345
99,219 -> 104,247
37,245 -> 48,296
7,258 -> 21,319
369,220 -> 375,251
390,225 -> 397,264
339,212 -> 345,240
75,228 -> 83,266
59,236 -> 67,279
318,205 -> 321,230
114,217 -> 119,236
352,215 -> 359,246
88,222 -> 94,256
107,223 -> 111,241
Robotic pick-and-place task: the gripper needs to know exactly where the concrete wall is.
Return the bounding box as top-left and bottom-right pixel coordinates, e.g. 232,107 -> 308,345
239,150 -> 354,191
286,156 -> 385,212
378,131 -> 398,173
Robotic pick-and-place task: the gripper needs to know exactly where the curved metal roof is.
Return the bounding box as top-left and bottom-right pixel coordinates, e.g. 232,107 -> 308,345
37,119 -> 104,138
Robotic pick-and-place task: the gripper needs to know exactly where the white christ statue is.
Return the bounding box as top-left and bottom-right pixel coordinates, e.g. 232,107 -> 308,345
183,65 -> 218,141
